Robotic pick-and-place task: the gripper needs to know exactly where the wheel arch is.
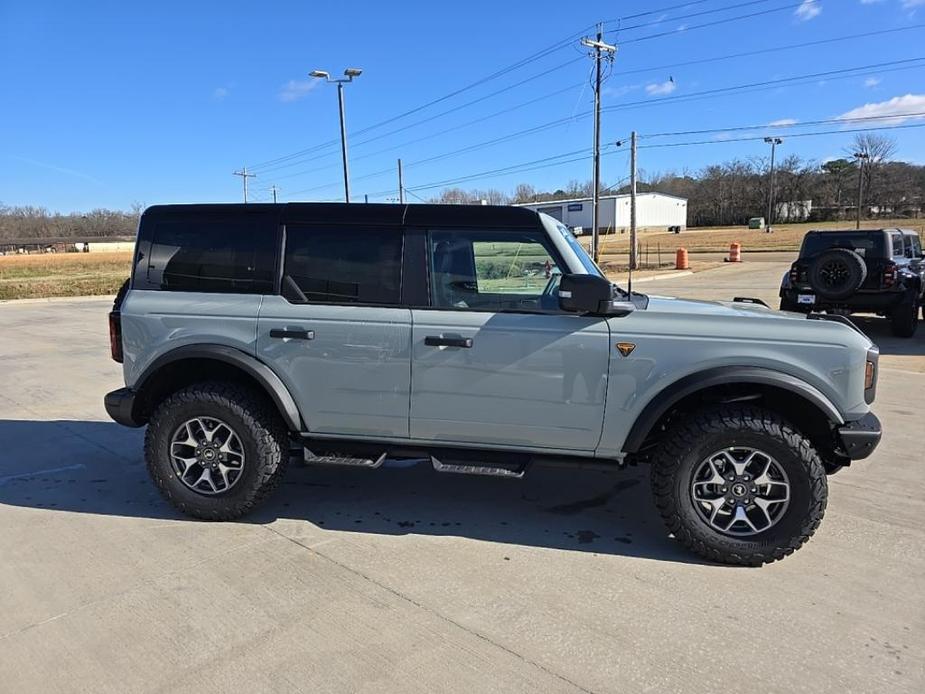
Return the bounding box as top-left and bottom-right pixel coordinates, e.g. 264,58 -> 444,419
622,367 -> 844,455
131,344 -> 303,432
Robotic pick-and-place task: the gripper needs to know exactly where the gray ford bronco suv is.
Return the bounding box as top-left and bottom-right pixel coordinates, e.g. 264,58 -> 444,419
105,203 -> 882,566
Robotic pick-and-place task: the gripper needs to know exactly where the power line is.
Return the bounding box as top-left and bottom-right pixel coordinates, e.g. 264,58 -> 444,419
364,122 -> 922,200
247,2 -> 798,175
602,57 -> 925,115
636,122 -> 925,149
615,24 -> 925,79
253,58 -> 586,176
618,0 -> 816,45
640,112 -> 925,139
291,56 -> 925,194
606,0 -> 778,33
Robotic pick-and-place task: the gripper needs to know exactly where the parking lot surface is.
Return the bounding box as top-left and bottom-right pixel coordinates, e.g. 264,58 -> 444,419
1,261 -> 923,693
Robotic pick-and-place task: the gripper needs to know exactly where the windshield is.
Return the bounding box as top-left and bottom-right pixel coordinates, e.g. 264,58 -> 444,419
553,221 -> 604,277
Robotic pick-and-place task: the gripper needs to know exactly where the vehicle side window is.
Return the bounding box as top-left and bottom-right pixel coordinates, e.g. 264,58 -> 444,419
282,226 -> 402,305
146,220 -> 276,294
428,229 -> 562,311
911,235 -> 923,258
890,234 -> 905,258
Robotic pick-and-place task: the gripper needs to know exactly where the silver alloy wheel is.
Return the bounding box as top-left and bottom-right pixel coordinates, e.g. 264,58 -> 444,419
170,417 -> 245,495
690,447 -> 791,536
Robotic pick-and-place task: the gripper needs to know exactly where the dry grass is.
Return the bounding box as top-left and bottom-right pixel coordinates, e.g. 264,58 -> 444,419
0,252 -> 132,300
586,219 -> 924,258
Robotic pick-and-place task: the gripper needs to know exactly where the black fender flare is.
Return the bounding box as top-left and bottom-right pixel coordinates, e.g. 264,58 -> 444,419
622,366 -> 845,453
133,344 -> 303,432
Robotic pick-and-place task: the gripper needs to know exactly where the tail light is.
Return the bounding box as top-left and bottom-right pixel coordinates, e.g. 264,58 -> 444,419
108,311 -> 123,363
882,262 -> 897,288
789,264 -> 800,284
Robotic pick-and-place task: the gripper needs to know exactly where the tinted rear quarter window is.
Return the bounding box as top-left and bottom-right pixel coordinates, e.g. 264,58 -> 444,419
144,219 -> 276,293
801,232 -> 884,259
282,226 -> 403,304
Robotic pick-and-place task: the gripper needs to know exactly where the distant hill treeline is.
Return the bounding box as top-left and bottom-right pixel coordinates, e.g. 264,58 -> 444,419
0,205 -> 141,242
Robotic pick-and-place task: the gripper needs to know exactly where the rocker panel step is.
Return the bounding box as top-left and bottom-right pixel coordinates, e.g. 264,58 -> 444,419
431,456 -> 526,479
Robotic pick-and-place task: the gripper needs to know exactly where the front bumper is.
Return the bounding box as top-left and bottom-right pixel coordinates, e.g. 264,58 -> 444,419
104,387 -> 143,428
837,412 -> 882,460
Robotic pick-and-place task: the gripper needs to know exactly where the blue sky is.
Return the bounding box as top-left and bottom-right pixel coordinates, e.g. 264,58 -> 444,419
2,0 -> 924,212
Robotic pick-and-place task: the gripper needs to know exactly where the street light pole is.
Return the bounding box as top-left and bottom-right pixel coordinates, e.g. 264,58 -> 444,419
854,152 -> 870,230
311,68 -> 363,203
764,137 -> 782,233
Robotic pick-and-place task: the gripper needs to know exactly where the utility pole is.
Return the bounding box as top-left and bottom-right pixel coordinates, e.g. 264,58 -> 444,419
398,158 -> 405,204
581,24 -> 616,263
854,152 -> 870,229
233,167 -> 256,203
270,184 -> 279,204
630,131 -> 638,272
764,137 -> 783,233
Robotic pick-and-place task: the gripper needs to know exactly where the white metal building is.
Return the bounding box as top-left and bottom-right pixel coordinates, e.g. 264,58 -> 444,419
517,192 -> 687,232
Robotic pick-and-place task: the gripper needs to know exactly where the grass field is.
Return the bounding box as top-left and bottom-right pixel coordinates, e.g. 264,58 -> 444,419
0,252 -> 132,300
590,218 -> 924,261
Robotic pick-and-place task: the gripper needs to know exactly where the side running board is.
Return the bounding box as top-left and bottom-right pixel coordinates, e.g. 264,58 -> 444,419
304,449 -> 387,469
431,456 -> 525,479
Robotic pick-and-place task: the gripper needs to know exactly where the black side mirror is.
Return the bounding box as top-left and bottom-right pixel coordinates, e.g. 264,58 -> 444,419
558,274 -> 635,316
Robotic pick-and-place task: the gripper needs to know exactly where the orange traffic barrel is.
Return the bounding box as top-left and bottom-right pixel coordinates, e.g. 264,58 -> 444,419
727,242 -> 742,263
675,247 -> 689,270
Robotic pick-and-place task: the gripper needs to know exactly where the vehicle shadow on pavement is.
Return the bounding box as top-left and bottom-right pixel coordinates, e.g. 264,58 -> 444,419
0,419 -> 711,565
848,315 -> 925,357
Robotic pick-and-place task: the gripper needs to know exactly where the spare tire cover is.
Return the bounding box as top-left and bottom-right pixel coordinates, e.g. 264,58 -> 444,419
809,248 -> 867,300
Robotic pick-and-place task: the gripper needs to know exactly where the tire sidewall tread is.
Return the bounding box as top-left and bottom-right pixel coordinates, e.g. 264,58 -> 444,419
144,381 -> 288,520
651,405 -> 828,566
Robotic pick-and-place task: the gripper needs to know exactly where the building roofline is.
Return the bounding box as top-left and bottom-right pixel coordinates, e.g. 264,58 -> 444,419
513,191 -> 687,206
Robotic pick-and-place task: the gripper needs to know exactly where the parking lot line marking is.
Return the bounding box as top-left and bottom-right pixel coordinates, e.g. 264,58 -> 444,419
0,463 -> 85,486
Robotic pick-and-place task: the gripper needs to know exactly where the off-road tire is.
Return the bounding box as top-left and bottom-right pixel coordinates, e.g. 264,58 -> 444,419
144,381 -> 289,520
890,292 -> 919,338
651,405 -> 827,566
809,248 -> 867,301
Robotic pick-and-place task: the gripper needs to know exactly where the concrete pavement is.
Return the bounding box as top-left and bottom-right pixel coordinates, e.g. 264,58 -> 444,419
0,287 -> 922,693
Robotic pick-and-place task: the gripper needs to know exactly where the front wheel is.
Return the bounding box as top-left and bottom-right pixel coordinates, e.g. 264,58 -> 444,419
144,382 -> 289,520
651,405 -> 827,566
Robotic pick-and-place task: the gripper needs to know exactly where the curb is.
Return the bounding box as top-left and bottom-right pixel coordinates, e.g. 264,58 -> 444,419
0,294 -> 116,306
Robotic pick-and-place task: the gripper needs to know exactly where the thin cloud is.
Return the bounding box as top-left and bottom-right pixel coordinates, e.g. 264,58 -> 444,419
864,77 -> 881,88
768,118 -> 798,127
836,93 -> 925,125
10,155 -> 104,186
212,87 -> 229,101
646,79 -> 676,96
278,79 -> 319,103
902,0 -> 925,9
795,0 -> 822,21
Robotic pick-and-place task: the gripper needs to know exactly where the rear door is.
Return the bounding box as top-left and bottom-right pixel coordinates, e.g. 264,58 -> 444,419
257,224 -> 412,438
409,227 -> 611,451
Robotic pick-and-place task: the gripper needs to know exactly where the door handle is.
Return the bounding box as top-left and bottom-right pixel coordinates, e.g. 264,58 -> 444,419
425,335 -> 473,348
270,329 -> 314,340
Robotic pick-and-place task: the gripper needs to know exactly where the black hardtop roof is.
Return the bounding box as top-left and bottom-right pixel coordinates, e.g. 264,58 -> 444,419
141,202 -> 542,228
806,228 -> 907,235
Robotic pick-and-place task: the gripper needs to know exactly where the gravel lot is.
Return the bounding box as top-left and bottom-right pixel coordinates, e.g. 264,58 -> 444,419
1,262 -> 922,693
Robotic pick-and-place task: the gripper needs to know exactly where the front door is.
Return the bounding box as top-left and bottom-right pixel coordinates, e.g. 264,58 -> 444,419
410,228 -> 611,451
257,224 -> 411,438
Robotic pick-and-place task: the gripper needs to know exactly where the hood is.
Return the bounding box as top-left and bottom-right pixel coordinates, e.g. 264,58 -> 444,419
643,295 -> 807,320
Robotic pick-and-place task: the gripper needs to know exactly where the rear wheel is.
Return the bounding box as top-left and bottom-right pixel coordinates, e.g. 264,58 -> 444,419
890,293 -> 919,337
144,382 -> 289,520
651,405 -> 827,566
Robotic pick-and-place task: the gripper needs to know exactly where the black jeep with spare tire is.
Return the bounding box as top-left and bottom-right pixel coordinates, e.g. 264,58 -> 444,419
779,228 -> 924,337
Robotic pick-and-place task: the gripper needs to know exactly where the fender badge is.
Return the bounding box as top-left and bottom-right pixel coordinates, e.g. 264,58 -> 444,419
616,342 -> 636,357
